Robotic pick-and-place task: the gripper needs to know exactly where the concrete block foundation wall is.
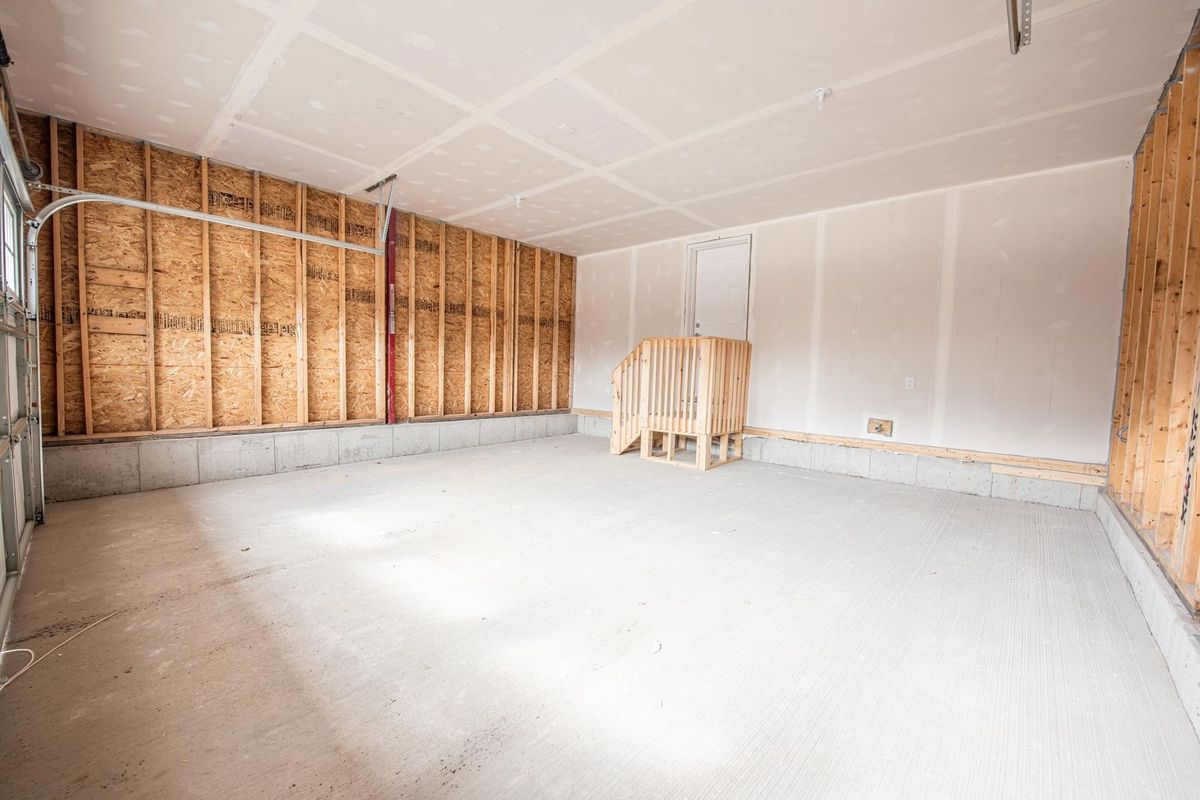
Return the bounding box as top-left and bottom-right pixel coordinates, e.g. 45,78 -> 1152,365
577,415 -> 1099,512
45,414 -> 578,502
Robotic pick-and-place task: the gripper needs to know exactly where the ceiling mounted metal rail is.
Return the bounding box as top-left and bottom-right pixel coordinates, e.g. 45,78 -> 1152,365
24,189 -> 385,257
1007,0 -> 1033,55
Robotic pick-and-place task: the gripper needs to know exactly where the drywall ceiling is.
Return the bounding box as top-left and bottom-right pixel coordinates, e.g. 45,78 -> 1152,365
0,0 -> 1194,254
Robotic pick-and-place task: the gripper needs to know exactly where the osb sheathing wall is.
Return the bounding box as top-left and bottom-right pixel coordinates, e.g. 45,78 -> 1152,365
1109,24 -> 1200,610
19,113 -> 576,440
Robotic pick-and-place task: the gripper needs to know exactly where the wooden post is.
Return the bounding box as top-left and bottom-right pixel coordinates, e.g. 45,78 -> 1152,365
532,247 -> 541,410
464,232 -> 473,413
438,221 -> 446,416
296,184 -> 308,423
49,118 -> 65,436
75,123 -> 92,434
489,236 -> 498,414
143,142 -> 157,431
200,157 -> 214,428
407,214 -> 416,421
375,205 -> 386,420
552,252 -> 560,409
337,195 -> 347,421
252,171 -> 263,426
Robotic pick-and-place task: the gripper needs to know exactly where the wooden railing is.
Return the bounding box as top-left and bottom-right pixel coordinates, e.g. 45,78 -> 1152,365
611,336 -> 751,470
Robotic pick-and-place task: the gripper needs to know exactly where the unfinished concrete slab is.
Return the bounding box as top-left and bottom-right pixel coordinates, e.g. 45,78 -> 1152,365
2,435 -> 1197,798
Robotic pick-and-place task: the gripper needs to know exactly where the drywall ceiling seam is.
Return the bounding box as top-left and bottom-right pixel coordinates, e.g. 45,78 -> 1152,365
196,0 -> 322,156
430,0 -> 1112,233
559,73 -> 671,146
348,0 -> 701,196
558,0 -> 1109,187
298,22 -> 477,114
229,120 -> 378,171
674,84 -> 1161,209
929,188 -> 962,447
805,214 -> 826,433
526,82 -> 1154,246
569,155 -> 1131,260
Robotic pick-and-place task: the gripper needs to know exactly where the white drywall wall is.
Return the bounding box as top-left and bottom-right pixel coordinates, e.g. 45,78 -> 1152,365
571,158 -> 1132,464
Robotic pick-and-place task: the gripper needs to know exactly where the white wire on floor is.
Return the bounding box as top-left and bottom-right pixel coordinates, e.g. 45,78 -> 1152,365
0,610 -> 118,693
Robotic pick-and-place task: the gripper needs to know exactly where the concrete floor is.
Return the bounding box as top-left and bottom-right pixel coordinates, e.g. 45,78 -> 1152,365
1,434 -> 1198,798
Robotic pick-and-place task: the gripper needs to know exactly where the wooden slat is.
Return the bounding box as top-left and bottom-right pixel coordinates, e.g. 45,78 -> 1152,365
296,184 -> 308,424
406,213 -> 415,421
1133,85 -> 1184,514
464,232 -> 473,413
75,123 -> 92,434
503,240 -> 514,412
338,195 -> 347,421
1110,147 -> 1150,491
49,118 -> 65,436
1121,112 -> 1171,505
552,252 -> 561,410
489,236 -> 498,414
200,157 -> 214,428
143,142 -> 157,431
252,172 -> 263,426
438,221 -> 446,417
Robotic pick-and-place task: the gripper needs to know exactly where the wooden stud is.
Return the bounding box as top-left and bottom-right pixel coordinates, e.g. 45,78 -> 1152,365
489,236 -> 498,414
296,184 -> 308,424
143,142 -> 157,431
375,205 -> 385,419
552,252 -> 560,410
438,221 -> 446,417
1147,54 -> 1200,544
252,171 -> 263,426
200,157 -> 214,428
49,118 -> 65,436
532,247 -> 541,410
464,231 -> 473,413
407,213 -> 416,421
75,124 -> 93,434
338,195 -> 347,421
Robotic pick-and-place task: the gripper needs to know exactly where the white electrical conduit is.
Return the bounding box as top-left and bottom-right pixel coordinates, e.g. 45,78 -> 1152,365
26,190 -> 385,258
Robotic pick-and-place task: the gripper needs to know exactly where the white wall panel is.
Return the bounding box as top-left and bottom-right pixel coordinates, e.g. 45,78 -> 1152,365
572,158 -> 1131,464
572,250 -> 633,411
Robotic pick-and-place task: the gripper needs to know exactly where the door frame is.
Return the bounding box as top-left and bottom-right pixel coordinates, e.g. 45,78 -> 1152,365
683,234 -> 753,339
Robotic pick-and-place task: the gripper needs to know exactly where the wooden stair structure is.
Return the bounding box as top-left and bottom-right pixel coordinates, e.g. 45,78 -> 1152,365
611,336 -> 752,470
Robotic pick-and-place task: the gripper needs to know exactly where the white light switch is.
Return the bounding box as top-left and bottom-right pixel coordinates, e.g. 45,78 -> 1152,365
905,377 -> 915,390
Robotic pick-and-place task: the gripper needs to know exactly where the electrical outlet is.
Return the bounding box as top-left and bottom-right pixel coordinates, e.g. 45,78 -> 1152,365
868,418 -> 894,437
905,376 -> 915,390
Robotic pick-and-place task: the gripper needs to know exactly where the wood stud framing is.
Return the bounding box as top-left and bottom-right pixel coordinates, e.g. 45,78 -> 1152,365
22,116 -> 576,441
1109,31 -> 1200,610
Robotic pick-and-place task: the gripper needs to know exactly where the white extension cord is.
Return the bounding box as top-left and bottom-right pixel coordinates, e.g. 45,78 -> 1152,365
0,610 -> 118,693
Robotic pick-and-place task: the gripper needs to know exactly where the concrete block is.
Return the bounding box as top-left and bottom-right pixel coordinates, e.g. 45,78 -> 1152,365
810,443 -> 871,477
338,426 -> 393,463
742,436 -> 764,462
393,423 -> 439,456
514,414 -> 548,440
989,474 -> 1083,509
545,413 -> 578,437
915,456 -> 992,497
587,416 -> 613,439
439,419 -> 481,451
138,439 -> 199,492
274,429 -> 339,473
758,438 -> 811,469
198,435 -> 276,483
1096,493 -> 1200,739
868,450 -> 918,484
1079,484 -> 1100,512
479,416 -> 517,446
44,443 -> 140,501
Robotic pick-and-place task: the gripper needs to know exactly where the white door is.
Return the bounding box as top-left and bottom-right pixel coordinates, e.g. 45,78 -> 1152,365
691,238 -> 750,339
